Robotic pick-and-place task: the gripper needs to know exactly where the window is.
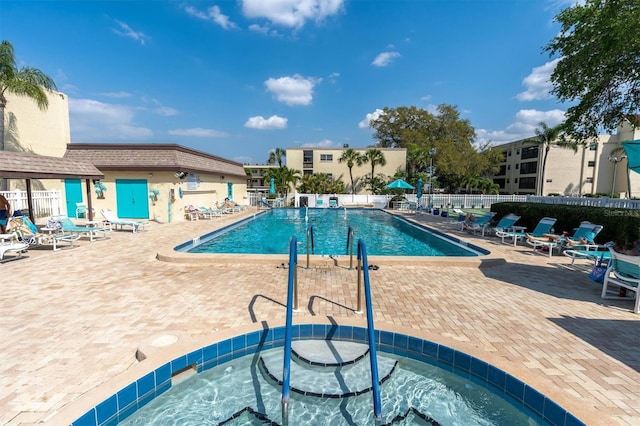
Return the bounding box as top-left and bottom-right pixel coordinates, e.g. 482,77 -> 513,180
588,161 -> 595,167
586,177 -> 593,183
519,177 -> 536,189
496,165 -> 506,176
506,178 -> 510,183
521,146 -> 539,159
493,178 -> 505,188
507,165 -> 511,170
515,164 -> 519,169
514,178 -> 518,183
320,154 -> 333,162
589,144 -> 597,151
516,149 -> 520,155
508,151 -> 512,156
520,161 -> 537,174
326,173 -> 334,180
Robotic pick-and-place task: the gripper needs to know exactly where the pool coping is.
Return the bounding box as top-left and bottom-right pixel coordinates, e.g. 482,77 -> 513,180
156,209 -> 507,268
52,317 -> 595,426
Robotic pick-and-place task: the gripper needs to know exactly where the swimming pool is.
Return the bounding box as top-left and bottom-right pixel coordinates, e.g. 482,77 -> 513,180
71,324 -> 584,426
177,208 -> 488,257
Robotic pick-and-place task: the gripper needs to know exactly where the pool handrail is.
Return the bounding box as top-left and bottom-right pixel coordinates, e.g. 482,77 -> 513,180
346,226 -> 355,269
357,239 -> 383,424
306,225 -> 314,269
282,235 -> 298,424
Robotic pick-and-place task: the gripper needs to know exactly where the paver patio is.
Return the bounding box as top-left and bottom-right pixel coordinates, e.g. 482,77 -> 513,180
0,209 -> 638,425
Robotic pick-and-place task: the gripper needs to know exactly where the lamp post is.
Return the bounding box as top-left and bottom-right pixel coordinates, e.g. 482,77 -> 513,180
428,148 -> 436,211
608,155 -> 627,197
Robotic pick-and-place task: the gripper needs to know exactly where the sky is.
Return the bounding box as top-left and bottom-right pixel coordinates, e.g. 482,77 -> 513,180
1,0 -> 577,166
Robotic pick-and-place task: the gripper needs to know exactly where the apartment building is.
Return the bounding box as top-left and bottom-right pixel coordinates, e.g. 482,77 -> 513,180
492,121 -> 640,197
285,146 -> 407,194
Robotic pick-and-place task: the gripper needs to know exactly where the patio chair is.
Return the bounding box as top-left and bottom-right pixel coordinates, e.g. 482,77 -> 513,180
486,213 -> 521,237
75,202 -> 94,219
0,233 -> 29,261
101,209 -> 148,232
563,245 -> 612,265
495,217 -> 556,247
462,212 -> 497,236
7,216 -> 79,251
601,248 -> 640,314
526,221 -> 603,258
51,216 -> 107,242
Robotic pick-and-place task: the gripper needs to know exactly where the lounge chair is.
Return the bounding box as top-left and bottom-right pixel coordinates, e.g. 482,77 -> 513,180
462,212 -> 497,236
526,221 -> 603,257
563,246 -> 612,265
100,209 -> 147,232
601,248 -> 640,314
329,199 -> 338,208
0,233 -> 28,261
51,216 -> 107,242
495,216 -> 557,247
196,206 -> 222,219
486,213 -> 521,237
8,216 -> 79,251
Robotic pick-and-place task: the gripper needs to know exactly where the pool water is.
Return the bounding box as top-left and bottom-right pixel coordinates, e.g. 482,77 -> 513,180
184,208 -> 484,256
120,341 -> 548,425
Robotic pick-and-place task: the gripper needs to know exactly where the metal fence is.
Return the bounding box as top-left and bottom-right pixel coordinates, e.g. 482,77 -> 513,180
1,189 -> 64,218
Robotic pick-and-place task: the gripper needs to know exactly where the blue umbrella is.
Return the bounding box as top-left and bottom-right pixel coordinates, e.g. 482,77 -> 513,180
417,178 -> 423,199
269,177 -> 275,194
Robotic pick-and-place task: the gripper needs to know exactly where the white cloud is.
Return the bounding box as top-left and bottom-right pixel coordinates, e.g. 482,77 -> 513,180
476,108 -> 566,145
516,58 -> 560,101
300,139 -> 337,148
265,74 -> 320,105
153,106 -> 179,116
372,51 -> 400,67
168,128 -> 229,137
184,5 -> 237,29
358,108 -> 384,128
241,0 -> 344,29
69,98 -> 153,140
100,91 -> 133,98
328,72 -> 340,83
112,20 -> 150,45
244,115 -> 288,129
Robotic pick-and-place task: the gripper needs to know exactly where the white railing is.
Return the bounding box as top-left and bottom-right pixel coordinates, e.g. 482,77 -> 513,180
1,189 -> 64,218
526,196 -> 640,210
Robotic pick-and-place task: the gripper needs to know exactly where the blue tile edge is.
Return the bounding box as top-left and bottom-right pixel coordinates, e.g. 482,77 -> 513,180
70,324 -> 585,426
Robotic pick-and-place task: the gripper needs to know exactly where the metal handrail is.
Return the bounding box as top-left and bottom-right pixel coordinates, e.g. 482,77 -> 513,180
346,226 -> 355,270
281,236 -> 298,425
357,239 -> 382,424
306,225 -> 314,269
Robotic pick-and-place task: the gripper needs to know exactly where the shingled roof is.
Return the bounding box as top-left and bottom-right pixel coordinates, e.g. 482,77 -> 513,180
64,143 -> 247,178
0,150 -> 104,179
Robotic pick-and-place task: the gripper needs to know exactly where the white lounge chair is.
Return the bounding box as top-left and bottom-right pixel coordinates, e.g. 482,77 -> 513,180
601,248 -> 640,314
0,233 -> 29,261
100,209 -> 147,233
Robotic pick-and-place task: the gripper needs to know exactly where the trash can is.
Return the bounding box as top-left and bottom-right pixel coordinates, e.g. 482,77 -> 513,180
300,196 -> 308,208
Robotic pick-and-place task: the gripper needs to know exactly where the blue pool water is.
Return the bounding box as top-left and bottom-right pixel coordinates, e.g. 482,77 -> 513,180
180,208 -> 486,256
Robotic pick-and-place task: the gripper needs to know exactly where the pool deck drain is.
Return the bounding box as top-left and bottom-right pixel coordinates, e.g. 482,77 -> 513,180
0,207 -> 638,426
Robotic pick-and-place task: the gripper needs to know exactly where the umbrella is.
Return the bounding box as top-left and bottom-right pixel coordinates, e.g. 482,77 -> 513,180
416,178 -> 423,199
622,140 -> 640,174
385,179 -> 414,190
269,177 -> 275,194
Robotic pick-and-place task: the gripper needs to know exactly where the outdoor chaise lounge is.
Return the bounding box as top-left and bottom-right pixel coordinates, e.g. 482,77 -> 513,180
486,213 -> 521,237
461,211 -> 496,235
0,233 -> 28,261
101,209 -> 148,232
495,216 -> 557,247
51,216 -> 107,241
601,248 -> 640,314
526,221 -> 603,258
8,216 -> 79,251
563,245 -> 612,264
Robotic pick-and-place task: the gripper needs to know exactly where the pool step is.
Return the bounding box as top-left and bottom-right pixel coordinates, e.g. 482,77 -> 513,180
291,339 -> 369,366
260,341 -> 398,398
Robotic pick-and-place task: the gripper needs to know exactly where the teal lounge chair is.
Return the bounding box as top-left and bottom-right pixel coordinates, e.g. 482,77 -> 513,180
8,215 -> 79,251
486,213 -> 521,237
496,216 -> 557,247
462,212 -> 496,236
601,248 -> 640,314
526,221 -> 603,257
101,209 -> 148,231
51,216 -> 107,242
563,246 -> 612,265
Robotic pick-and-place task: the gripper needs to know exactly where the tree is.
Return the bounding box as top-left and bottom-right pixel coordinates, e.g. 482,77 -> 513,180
361,148 -> 386,193
338,148 -> 364,195
0,40 -> 57,189
524,122 -> 577,196
544,0 -> 640,141
267,147 -> 286,167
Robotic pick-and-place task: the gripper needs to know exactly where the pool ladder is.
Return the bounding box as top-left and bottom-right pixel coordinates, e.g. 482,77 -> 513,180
281,236 -> 382,425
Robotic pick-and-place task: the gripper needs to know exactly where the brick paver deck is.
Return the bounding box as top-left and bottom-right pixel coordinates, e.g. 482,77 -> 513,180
1,209 -> 638,425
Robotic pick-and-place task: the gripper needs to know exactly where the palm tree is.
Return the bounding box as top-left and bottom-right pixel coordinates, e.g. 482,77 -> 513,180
267,147 -> 286,167
362,148 -> 387,193
525,122 -> 577,196
338,148 -> 364,195
0,40 -> 57,189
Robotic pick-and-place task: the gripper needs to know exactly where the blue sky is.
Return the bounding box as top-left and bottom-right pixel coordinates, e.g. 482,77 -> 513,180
2,0 -> 575,165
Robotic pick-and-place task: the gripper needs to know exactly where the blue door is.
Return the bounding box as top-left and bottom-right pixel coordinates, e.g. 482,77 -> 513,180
227,182 -> 233,199
115,179 -> 149,219
64,179 -> 83,217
